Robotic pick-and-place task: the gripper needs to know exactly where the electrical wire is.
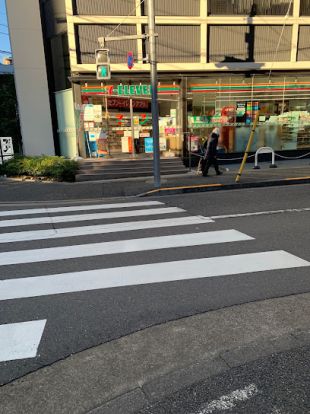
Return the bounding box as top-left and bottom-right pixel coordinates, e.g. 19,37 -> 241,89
268,0 -> 294,79
105,0 -> 145,39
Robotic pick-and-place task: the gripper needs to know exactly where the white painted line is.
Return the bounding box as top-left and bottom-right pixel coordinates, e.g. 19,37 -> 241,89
0,320 -> 46,362
194,383 -> 258,413
270,408 -> 282,414
0,216 -> 213,243
0,201 -> 164,217
0,207 -> 185,228
211,207 -> 310,220
0,230 -> 253,266
0,251 -> 308,301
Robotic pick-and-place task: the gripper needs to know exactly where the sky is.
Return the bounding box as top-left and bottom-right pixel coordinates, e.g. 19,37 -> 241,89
0,0 -> 12,60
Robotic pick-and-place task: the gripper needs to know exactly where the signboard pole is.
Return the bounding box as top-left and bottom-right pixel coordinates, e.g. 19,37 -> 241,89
104,95 -> 111,156
148,0 -> 161,188
130,98 -> 135,158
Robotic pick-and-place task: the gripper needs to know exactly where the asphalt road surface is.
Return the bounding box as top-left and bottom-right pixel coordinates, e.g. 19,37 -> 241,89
0,184 -> 309,385
137,345 -> 310,414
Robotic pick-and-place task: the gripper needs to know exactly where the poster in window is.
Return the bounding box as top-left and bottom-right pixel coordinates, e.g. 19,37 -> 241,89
236,102 -> 246,122
93,105 -> 102,123
84,104 -> 94,121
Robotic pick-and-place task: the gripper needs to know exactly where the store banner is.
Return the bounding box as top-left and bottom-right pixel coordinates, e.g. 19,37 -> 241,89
108,98 -> 149,110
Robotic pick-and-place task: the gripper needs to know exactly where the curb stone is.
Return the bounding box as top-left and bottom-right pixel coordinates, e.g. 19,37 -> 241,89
139,176 -> 310,197
87,331 -> 310,414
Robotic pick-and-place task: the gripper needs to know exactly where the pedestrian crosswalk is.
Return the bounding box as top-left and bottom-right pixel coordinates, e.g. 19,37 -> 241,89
0,199 -> 309,367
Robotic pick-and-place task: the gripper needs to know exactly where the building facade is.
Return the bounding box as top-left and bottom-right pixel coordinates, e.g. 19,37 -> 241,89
6,0 -> 310,158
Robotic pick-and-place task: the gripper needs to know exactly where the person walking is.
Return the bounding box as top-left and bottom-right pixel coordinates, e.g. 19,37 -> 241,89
202,127 -> 222,176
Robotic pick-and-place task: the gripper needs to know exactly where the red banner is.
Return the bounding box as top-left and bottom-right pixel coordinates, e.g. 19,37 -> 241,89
107,98 -> 149,110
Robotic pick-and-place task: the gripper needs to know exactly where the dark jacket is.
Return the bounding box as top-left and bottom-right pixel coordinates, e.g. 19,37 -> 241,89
203,133 -> 219,159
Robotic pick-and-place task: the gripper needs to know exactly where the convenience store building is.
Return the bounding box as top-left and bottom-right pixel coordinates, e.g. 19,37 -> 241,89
6,0 -> 310,159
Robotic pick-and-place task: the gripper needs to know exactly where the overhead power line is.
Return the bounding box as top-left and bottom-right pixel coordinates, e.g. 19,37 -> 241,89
106,0 -> 145,38
268,0 -> 293,79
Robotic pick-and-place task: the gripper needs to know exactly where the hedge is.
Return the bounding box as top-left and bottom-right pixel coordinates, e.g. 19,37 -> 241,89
0,156 -> 78,182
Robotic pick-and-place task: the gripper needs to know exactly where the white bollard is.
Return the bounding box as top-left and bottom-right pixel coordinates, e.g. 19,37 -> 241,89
253,147 -> 277,169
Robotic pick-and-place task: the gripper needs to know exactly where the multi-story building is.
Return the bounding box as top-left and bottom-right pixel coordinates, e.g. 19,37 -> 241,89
6,0 -> 310,159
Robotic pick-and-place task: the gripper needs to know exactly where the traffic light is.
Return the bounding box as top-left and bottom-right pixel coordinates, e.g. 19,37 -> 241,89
95,49 -> 111,80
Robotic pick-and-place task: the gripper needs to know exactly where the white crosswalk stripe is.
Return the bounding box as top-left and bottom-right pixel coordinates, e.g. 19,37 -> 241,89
0,320 -> 47,363
0,207 -> 184,228
0,251 -> 308,301
0,230 -> 253,266
0,201 -> 164,217
0,216 -> 213,243
0,199 -> 308,364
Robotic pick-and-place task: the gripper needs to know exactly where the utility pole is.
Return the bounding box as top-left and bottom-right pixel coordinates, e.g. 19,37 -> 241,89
147,0 -> 161,188
98,3 -> 160,187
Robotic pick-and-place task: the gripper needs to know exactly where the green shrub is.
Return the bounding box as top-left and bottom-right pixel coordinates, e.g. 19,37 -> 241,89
0,156 -> 78,182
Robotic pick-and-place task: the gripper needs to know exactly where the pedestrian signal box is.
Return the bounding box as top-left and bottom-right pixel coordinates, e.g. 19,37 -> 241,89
95,49 -> 111,80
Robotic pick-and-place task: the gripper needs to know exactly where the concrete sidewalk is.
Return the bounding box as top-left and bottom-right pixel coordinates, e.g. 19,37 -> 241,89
0,158 -> 309,202
141,158 -> 310,196
1,293 -> 309,414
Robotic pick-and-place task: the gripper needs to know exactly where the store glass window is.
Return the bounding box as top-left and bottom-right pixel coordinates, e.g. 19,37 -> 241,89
188,76 -> 310,153
79,82 -> 182,158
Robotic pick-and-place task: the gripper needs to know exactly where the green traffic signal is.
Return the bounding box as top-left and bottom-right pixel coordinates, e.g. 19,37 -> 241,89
97,64 -> 110,80
100,66 -> 107,77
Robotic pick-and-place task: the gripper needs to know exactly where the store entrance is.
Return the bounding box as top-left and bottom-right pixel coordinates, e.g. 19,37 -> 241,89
104,96 -> 154,158
81,85 -> 181,159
